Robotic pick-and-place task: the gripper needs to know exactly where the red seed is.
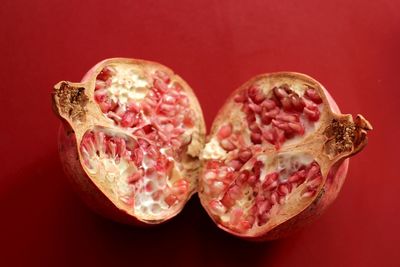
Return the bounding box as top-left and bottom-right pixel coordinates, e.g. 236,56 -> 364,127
221,193 -> 235,207
280,97 -> 293,111
247,175 -> 257,186
165,194 -> 178,206
253,161 -> 264,177
227,159 -> 243,171
278,183 -> 291,196
304,88 -> 322,104
236,171 -> 249,186
273,87 -> 288,99
257,200 -> 272,215
240,221 -> 252,231
276,113 -> 299,122
238,149 -> 252,163
290,95 -> 306,112
121,112 -> 137,128
262,130 -> 274,143
220,139 -> 236,151
250,132 -> 262,144
154,79 -> 168,93
248,103 -> 262,113
304,106 -> 320,121
264,107 -> 280,118
270,192 -> 279,204
230,207 -> 244,225
249,123 -> 261,134
234,92 -> 247,103
261,112 -> 272,125
217,124 -> 233,139
127,172 -> 142,184
288,122 -> 305,135
261,99 -> 276,110
209,200 -> 227,215
155,70 -> 170,84
248,86 -> 265,104
263,172 -> 279,187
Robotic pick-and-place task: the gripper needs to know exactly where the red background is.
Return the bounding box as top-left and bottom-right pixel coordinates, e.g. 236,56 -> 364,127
1,0 -> 399,266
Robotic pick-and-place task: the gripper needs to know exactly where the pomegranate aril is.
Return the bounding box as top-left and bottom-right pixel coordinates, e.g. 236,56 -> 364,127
273,87 -> 289,99
165,194 -> 178,206
261,99 -> 276,110
227,159 -> 243,171
248,86 -> 265,104
220,139 -> 236,151
248,103 -> 262,113
217,124 -> 233,140
209,200 -> 227,215
230,207 -> 244,225
304,88 -> 322,104
238,149 -> 252,163
251,132 -> 262,144
304,106 -> 320,121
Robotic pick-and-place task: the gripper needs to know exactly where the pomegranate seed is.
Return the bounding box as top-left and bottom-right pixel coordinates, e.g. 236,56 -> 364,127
280,97 -> 293,111
276,113 -> 298,122
121,111 -> 137,128
257,200 -> 272,215
220,139 -> 236,151
227,159 -> 243,171
278,183 -> 291,196
262,130 -> 274,143
128,172 -> 142,184
248,103 -> 262,113
248,86 -> 265,104
217,124 -> 233,139
270,192 -> 279,204
236,170 -> 250,185
273,87 -> 288,99
261,99 -> 276,110
228,185 -> 243,200
288,122 -> 304,134
96,67 -> 113,81
221,193 -> 235,207
247,175 -> 257,186
165,194 -> 178,206
261,112 -> 272,125
230,207 -> 244,225
290,94 -> 305,112
251,132 -> 262,144
304,88 -> 322,104
155,70 -> 171,84
238,148 -> 252,163
304,106 -> 320,121
239,221 -> 252,230
234,92 -> 247,103
263,172 -> 279,187
209,200 -> 227,215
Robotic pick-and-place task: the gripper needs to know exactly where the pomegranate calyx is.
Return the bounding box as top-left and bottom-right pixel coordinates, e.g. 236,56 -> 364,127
323,114 -> 372,160
53,81 -> 88,122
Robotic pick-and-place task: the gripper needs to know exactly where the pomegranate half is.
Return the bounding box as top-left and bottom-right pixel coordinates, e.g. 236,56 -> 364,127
52,58 -> 206,225
198,72 -> 372,240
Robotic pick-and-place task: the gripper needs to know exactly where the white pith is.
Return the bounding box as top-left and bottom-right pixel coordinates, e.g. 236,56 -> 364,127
202,137 -> 227,160
106,64 -> 149,104
81,63 -> 198,221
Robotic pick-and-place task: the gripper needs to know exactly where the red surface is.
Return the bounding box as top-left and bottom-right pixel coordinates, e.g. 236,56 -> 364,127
1,0 -> 399,266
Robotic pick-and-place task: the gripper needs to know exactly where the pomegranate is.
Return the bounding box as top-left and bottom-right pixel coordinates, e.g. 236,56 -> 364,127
199,72 -> 372,240
52,58 -> 206,225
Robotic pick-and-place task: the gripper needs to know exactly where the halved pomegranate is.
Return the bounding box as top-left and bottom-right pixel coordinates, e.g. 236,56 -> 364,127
199,72 -> 372,240
52,58 -> 205,225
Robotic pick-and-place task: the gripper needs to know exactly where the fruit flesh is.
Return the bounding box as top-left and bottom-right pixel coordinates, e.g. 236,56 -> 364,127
199,73 -> 372,238
53,59 -> 205,223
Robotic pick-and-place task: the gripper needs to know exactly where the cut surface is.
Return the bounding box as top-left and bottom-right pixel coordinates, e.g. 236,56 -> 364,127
53,58 -> 205,223
199,72 -> 372,238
